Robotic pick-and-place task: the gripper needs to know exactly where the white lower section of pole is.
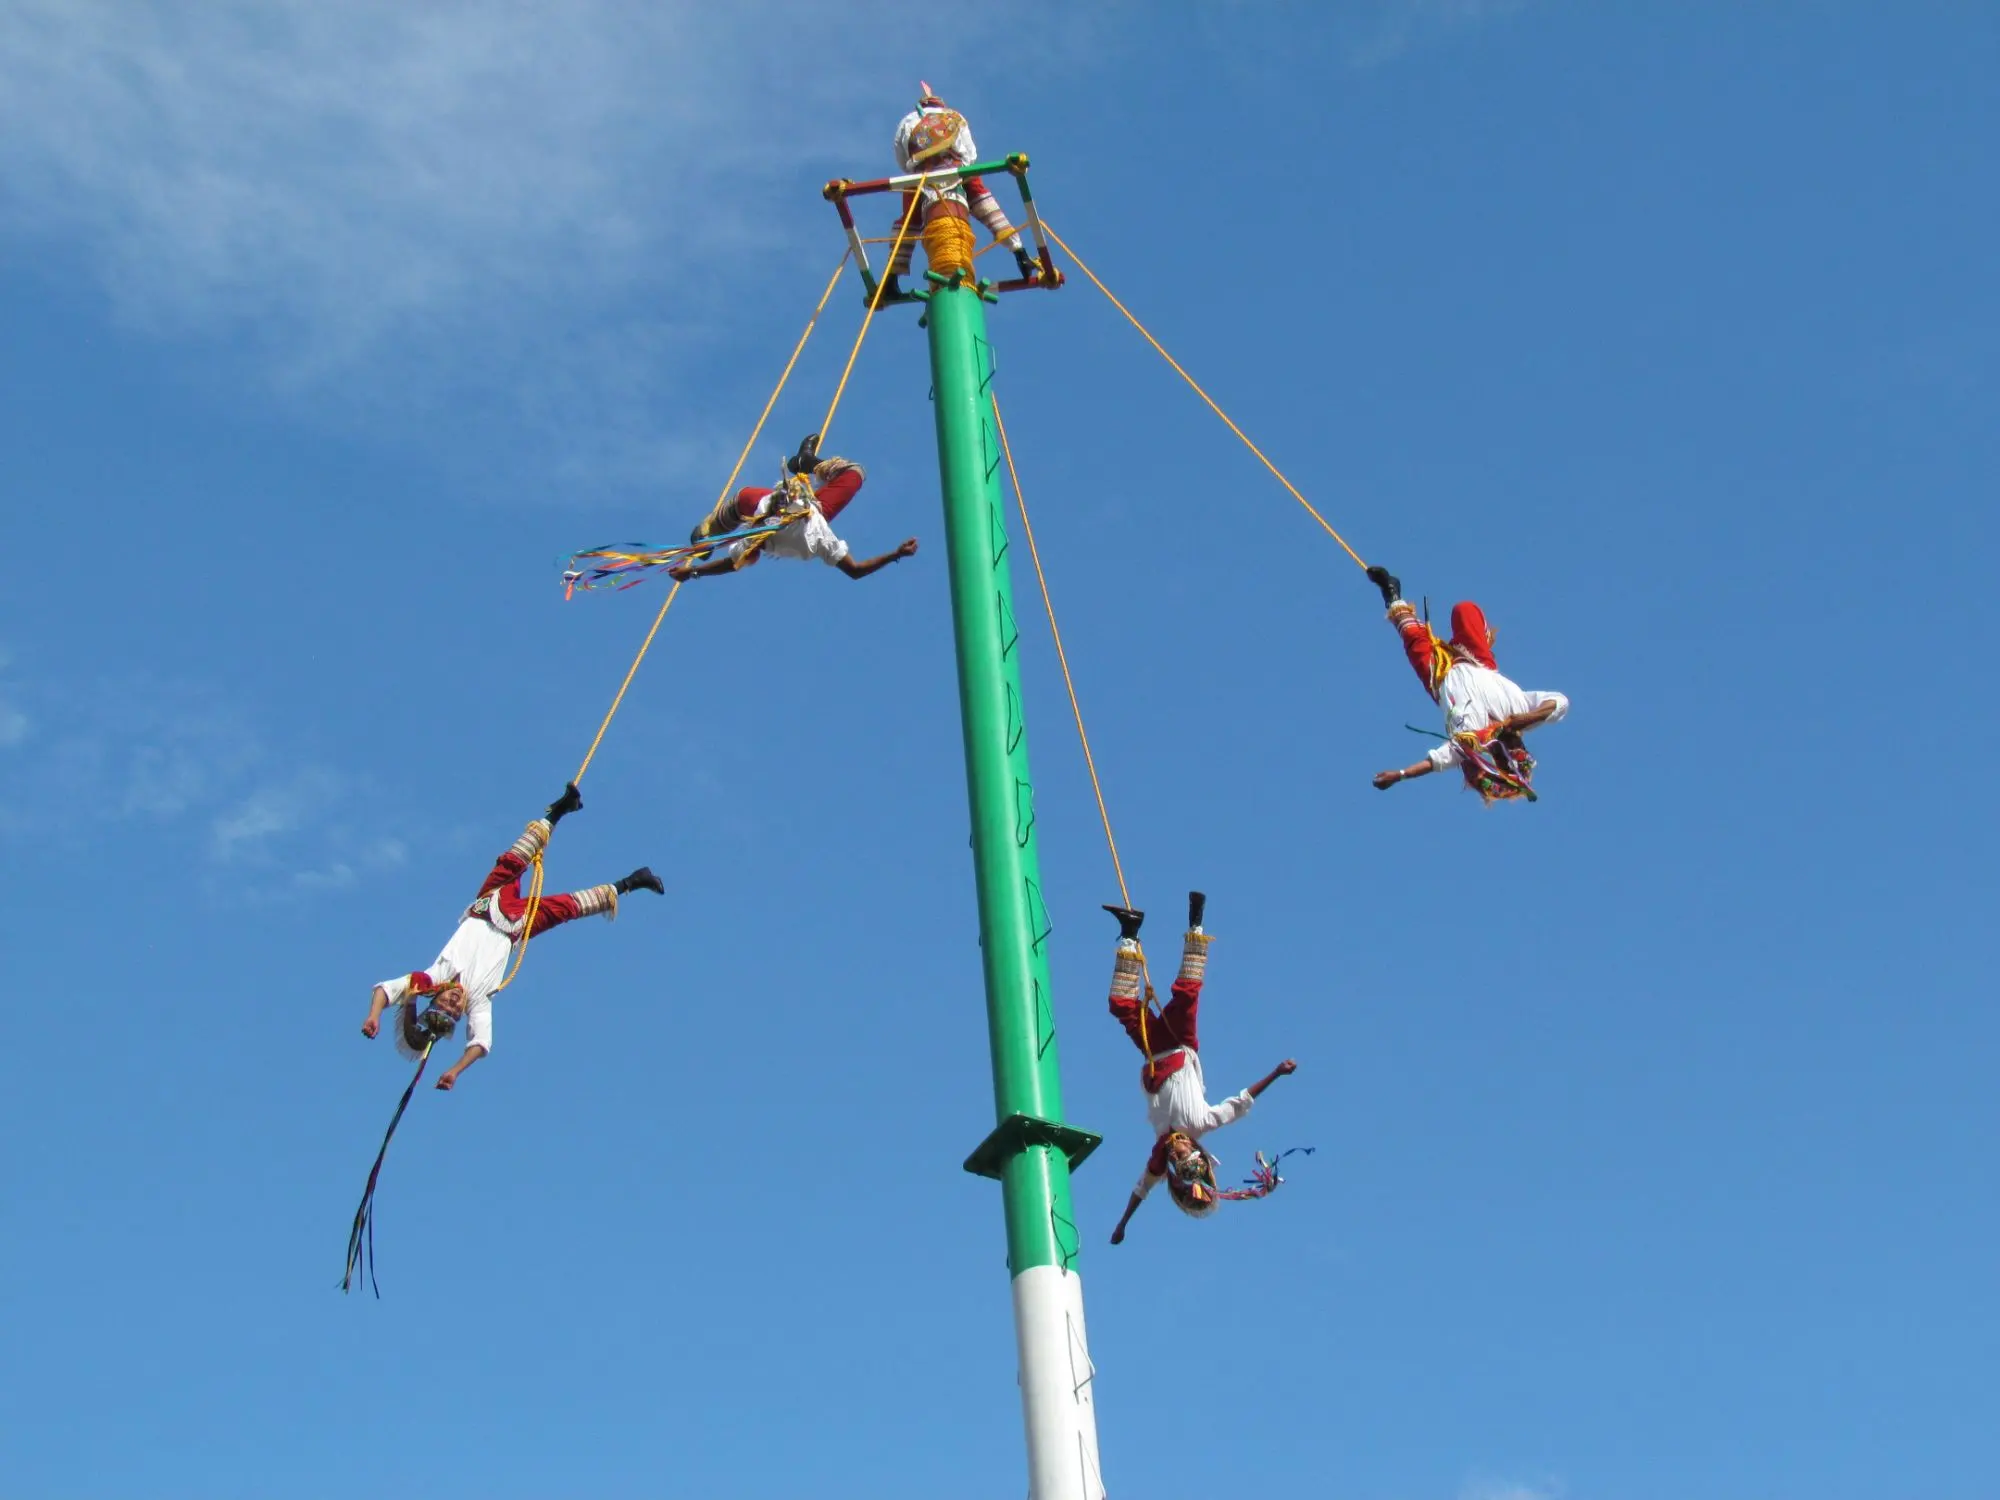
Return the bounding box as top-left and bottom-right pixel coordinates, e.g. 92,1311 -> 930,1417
1011,1264 -> 1106,1500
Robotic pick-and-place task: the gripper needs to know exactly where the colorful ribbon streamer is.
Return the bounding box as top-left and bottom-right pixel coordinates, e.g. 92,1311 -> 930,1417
1216,1145 -> 1315,1202
559,529 -> 784,598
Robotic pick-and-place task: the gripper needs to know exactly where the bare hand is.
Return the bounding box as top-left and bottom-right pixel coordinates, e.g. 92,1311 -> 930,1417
895,538 -> 919,559
435,1072 -> 459,1092
361,1016 -> 380,1039
667,563 -> 694,581
1373,770 -> 1400,790
1109,1225 -> 1126,1246
1276,1058 -> 1298,1075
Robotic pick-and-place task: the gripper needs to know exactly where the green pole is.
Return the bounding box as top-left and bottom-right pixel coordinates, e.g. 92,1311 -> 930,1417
927,276 -> 1105,1500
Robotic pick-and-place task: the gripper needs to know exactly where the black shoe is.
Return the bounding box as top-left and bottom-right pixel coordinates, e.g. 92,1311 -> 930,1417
546,782 -> 583,825
615,866 -> 665,896
1102,904 -> 1145,941
1365,565 -> 1403,608
787,433 -> 822,476
1013,247 -> 1039,281
876,274 -> 904,304
1187,891 -> 1206,930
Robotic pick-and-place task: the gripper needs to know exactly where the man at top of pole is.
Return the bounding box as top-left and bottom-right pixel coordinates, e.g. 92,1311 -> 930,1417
1103,892 -> 1297,1245
879,82 -> 1040,301
671,432 -> 918,583
1365,564 -> 1570,804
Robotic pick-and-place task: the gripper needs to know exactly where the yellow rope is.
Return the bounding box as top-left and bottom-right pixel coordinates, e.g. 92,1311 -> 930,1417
991,394 -> 1132,908
493,255 -> 852,997
990,391 -> 1161,1064
573,249 -> 852,783
572,578 -> 685,787
715,251 -> 851,523
818,189 -> 923,445
1042,222 -> 1369,571
862,234 -> 1010,256
921,214 -> 977,280
490,849 -> 547,996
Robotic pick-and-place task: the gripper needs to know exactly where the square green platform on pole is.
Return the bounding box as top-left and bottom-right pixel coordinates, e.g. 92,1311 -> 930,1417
963,1113 -> 1102,1181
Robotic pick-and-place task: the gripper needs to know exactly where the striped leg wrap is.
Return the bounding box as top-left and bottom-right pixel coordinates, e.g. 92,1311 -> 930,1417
888,195 -> 921,274
810,457 -> 863,485
967,185 -> 1022,250
691,493 -> 745,544
571,884 -> 619,921
510,819 -> 552,862
1110,938 -> 1144,1000
1178,931 -> 1213,985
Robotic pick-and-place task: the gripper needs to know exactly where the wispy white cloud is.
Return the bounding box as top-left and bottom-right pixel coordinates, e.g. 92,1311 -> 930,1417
0,0 -> 1004,497
273,834 -> 412,900
1459,1475 -> 1565,1500
0,657 -> 404,900
26,681 -> 266,822
211,765 -> 347,862
3,2 -> 817,342
1350,0 -> 1533,69
290,861 -> 360,893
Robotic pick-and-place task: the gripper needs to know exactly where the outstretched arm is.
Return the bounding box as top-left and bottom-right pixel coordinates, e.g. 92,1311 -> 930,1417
669,550 -> 751,582
1373,758 -> 1439,791
1109,1190 -> 1147,1245
435,1043 -> 487,1091
362,984 -> 394,1038
1246,1058 -> 1298,1100
1497,698 -> 1564,736
835,538 -> 919,580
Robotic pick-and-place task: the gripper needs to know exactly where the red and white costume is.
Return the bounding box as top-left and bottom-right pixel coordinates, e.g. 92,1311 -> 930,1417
1390,600 -> 1569,786
1107,928 -> 1255,1204
374,818 -> 616,1056
887,98 -> 1025,277
715,457 -> 866,569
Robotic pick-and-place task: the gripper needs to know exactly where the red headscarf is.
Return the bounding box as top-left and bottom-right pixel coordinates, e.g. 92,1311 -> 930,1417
1448,601 -> 1497,670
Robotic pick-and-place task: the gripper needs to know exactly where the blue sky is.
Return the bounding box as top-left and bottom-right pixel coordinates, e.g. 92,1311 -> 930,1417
2,3 -> 1995,1497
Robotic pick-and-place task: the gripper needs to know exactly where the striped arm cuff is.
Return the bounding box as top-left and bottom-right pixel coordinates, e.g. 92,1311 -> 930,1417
510,818 -> 552,862
811,457 -> 863,485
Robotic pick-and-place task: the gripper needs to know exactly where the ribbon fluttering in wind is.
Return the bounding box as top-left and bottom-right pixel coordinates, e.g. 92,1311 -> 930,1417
1216,1146 -> 1315,1202
559,530 -> 783,599
341,1041 -> 435,1296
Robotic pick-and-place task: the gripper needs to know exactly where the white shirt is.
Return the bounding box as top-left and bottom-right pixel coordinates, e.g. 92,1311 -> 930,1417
719,493 -> 851,568
1133,1053 -> 1254,1199
376,915 -> 509,1053
1426,663 -> 1570,772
